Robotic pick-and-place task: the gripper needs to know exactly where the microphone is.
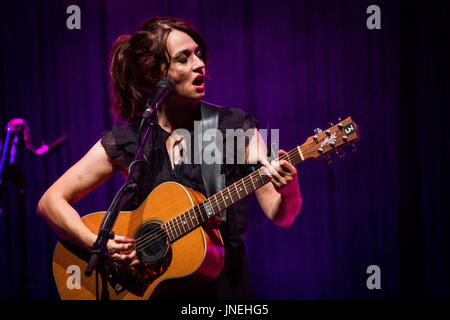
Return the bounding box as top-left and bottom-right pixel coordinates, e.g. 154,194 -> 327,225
142,77 -> 175,119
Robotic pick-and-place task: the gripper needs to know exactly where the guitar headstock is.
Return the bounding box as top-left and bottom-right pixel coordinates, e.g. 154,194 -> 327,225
300,116 -> 360,162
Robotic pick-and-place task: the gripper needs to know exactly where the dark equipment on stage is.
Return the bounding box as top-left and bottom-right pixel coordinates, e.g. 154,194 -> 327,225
0,118 -> 68,299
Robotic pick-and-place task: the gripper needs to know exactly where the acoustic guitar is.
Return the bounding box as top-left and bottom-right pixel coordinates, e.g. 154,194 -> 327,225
52,116 -> 359,299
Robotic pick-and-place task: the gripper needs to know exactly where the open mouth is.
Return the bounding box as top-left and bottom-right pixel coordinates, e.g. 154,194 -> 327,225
192,75 -> 205,86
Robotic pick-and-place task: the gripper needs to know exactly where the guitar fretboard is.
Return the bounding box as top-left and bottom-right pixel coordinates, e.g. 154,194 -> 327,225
163,145 -> 304,242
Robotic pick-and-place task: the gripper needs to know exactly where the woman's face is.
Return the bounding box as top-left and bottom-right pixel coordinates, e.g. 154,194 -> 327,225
165,29 -> 206,102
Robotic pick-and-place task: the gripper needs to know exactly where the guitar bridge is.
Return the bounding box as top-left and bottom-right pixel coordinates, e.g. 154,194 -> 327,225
107,247 -> 173,297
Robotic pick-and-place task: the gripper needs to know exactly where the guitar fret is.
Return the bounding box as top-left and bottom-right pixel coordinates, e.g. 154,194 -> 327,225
177,215 -> 183,234
227,187 -> 233,202
286,152 -> 291,164
188,210 -> 194,229
186,214 -> 191,229
218,193 -> 224,211
174,216 -> 182,236
196,205 -> 204,223
185,213 -> 191,229
185,211 -> 191,230
170,222 -> 177,240
288,152 -> 294,164
220,191 -> 226,207
192,210 -> 197,227
193,207 -> 200,225
217,193 -> 222,210
166,220 -> 172,239
211,194 -> 218,212
180,213 -> 188,231
164,224 -> 172,242
289,150 -> 297,164
188,209 -> 194,228
234,183 -> 241,199
249,174 -> 256,189
241,179 -> 248,194
203,203 -> 210,221
204,200 -> 214,218
289,153 -> 297,165
176,215 -> 183,234
168,219 -> 175,239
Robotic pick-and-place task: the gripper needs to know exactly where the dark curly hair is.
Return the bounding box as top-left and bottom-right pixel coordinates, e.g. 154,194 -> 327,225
109,17 -> 207,121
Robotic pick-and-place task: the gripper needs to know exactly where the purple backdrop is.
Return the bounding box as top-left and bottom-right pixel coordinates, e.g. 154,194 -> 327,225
1,0 -> 449,299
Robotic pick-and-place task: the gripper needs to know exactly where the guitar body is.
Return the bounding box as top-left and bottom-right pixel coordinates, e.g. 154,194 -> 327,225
53,182 -> 225,300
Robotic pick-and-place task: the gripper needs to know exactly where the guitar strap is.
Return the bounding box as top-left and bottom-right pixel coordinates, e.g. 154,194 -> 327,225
199,102 -> 227,222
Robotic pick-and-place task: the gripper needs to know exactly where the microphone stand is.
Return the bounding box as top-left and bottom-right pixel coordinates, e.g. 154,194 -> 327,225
0,124 -> 28,299
1,119 -> 66,298
84,99 -> 160,300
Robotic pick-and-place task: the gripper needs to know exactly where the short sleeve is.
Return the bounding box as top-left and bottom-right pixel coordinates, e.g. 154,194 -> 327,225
100,122 -> 139,169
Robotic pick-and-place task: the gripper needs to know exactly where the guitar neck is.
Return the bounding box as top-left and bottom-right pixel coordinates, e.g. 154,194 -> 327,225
164,145 -> 305,242
163,115 -> 360,242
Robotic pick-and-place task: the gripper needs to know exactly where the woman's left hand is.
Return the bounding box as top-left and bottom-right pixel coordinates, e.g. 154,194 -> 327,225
260,149 -> 299,195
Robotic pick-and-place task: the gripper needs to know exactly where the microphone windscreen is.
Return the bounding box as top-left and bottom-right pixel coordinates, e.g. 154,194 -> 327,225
157,77 -> 175,90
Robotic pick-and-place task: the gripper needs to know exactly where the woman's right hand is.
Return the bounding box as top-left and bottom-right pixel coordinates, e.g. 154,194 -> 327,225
106,235 -> 139,267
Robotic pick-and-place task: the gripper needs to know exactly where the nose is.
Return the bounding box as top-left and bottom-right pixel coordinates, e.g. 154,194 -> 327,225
193,55 -> 205,72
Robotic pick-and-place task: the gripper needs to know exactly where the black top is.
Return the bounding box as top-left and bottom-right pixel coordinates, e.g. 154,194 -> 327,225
100,102 -> 259,299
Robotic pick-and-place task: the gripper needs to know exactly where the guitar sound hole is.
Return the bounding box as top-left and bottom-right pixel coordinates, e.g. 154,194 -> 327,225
135,221 -> 169,264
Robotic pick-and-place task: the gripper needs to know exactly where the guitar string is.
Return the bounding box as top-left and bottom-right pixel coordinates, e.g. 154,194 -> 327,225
133,126 -> 349,249
133,167 -> 267,251
133,144 -> 323,252
133,147 -> 306,250
132,147 -> 304,251
136,194 -> 208,246
134,133 -> 351,252
134,167 -> 273,249
133,148 -> 299,248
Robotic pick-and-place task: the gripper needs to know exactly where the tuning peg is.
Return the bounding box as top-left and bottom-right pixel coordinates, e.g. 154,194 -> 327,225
337,117 -> 343,130
313,128 -> 322,142
335,148 -> 345,158
350,143 -> 357,152
323,154 -> 332,165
